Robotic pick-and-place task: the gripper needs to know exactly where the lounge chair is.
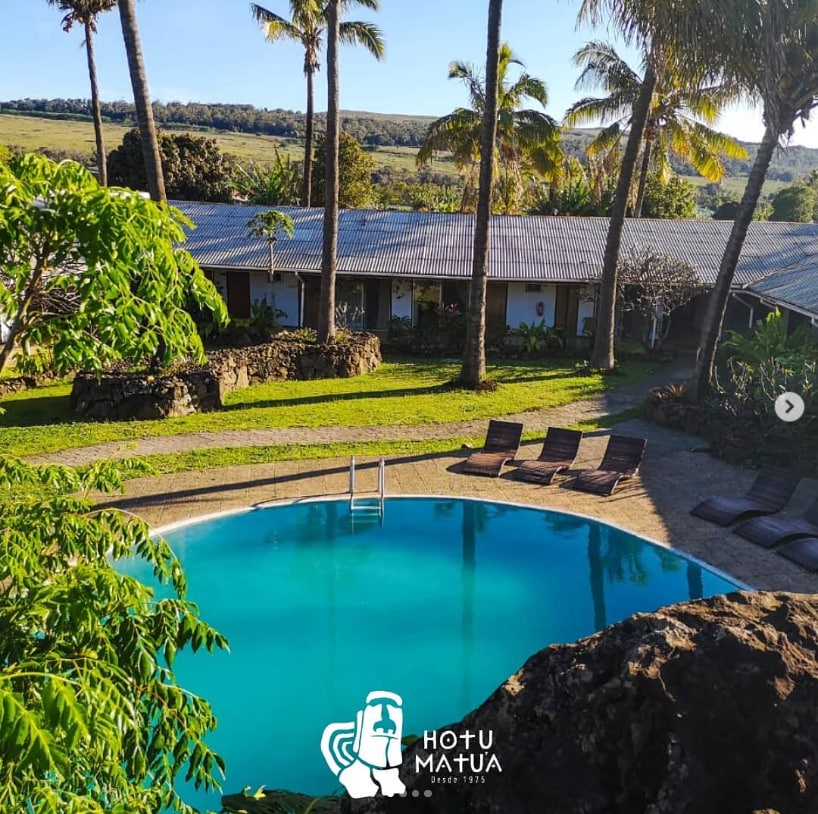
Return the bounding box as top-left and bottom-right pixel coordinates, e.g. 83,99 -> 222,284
690,467 -> 801,527
778,538 -> 818,571
733,497 -> 818,548
461,420 -> 524,478
509,427 -> 583,485
571,434 -> 647,496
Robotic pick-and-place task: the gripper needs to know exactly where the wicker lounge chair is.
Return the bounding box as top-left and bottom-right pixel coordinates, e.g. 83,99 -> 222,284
509,427 -> 584,485
461,420 -> 524,477
733,497 -> 818,548
690,467 -> 801,527
571,435 -> 647,496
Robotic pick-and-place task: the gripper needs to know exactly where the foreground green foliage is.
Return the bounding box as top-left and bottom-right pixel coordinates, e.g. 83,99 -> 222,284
0,153 -> 228,376
0,359 -> 654,458
0,456 -> 227,812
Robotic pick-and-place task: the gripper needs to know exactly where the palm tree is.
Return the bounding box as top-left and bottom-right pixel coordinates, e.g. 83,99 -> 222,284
246,210 -> 295,313
460,0 -> 503,388
418,42 -> 562,215
577,0 -> 725,370
565,41 -> 747,217
47,0 -> 116,186
117,0 -> 165,202
250,0 -> 385,208
318,0 -> 340,342
694,0 -> 818,400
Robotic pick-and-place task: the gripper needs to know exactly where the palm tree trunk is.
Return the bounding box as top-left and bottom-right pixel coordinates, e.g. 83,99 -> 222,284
318,0 -> 340,343
633,137 -> 653,218
84,20 -> 107,186
692,123 -> 779,402
589,66 -> 657,370
460,0 -> 503,388
302,68 -> 315,207
117,0 -> 165,203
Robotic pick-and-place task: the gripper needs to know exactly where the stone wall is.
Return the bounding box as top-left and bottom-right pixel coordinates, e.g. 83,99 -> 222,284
208,332 -> 382,396
71,370 -> 220,420
70,333 -> 381,420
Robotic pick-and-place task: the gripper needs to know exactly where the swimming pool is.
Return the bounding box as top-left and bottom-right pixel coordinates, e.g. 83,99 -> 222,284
122,497 -> 740,810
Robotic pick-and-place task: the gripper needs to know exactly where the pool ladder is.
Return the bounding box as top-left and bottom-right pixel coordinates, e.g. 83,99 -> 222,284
349,456 -> 385,524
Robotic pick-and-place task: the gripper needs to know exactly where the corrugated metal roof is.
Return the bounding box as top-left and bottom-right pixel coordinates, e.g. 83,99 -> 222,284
173,201 -> 818,288
746,258 -> 818,318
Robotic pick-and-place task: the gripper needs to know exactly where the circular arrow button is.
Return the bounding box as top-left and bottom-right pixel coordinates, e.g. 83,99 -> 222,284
774,392 -> 805,423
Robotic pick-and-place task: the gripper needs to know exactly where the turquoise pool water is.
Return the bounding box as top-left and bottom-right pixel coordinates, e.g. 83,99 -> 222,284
121,497 -> 739,811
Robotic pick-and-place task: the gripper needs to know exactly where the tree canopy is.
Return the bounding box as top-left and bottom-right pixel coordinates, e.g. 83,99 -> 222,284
107,128 -> 235,203
0,455 -> 227,813
0,153 -> 228,376
311,132 -> 374,209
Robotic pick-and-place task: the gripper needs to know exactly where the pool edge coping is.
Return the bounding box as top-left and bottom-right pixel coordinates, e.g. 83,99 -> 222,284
152,493 -> 754,592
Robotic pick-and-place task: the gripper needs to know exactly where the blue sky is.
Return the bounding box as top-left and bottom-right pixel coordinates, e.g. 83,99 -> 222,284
3,0 -> 818,148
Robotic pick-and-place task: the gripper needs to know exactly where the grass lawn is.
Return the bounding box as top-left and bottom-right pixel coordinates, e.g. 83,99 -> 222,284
0,358 -> 654,459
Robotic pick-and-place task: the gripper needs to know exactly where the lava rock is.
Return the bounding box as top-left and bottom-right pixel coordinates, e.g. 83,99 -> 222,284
346,591 -> 818,814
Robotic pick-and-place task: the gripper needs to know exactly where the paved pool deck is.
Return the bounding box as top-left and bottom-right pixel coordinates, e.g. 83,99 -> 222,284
92,414 -> 818,594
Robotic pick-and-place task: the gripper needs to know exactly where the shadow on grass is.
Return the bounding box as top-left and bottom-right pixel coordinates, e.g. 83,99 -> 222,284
0,394 -> 75,427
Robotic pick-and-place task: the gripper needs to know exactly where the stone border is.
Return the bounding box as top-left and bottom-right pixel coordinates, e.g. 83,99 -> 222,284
70,333 -> 382,421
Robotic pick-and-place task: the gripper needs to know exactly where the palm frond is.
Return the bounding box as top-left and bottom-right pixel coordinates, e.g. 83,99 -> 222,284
339,20 -> 385,58
250,4 -> 303,43
585,121 -> 624,157
564,94 -> 631,126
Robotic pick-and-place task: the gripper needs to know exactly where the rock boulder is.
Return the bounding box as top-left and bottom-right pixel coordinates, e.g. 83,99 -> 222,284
347,591 -> 818,814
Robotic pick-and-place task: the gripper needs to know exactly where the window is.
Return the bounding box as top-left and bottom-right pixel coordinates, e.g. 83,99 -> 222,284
525,283 -> 542,293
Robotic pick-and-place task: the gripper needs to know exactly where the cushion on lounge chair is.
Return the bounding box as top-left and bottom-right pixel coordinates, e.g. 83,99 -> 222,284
510,427 -> 583,485
778,537 -> 818,571
572,434 -> 647,497
733,497 -> 818,548
462,420 -> 524,478
690,467 -> 802,527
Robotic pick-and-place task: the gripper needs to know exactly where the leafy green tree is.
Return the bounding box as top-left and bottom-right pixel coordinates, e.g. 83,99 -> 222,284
417,42 -> 562,214
234,151 -> 301,205
770,183 -> 816,222
694,0 -> 818,400
565,40 -> 746,216
640,173 -> 697,218
46,0 -> 117,186
116,0 -> 165,202
108,128 -> 235,202
251,0 -> 385,207
529,155 -> 617,215
0,455 -> 226,813
460,0 -> 503,388
0,154 -> 227,376
311,132 -> 374,208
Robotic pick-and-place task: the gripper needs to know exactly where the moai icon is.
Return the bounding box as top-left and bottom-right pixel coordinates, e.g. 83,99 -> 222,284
321,690 -> 406,798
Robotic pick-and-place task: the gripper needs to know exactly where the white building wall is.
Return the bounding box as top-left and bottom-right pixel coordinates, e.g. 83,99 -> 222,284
391,280 -> 413,320
506,283 -> 557,328
274,273 -> 300,327
577,298 -> 595,336
212,271 -> 228,301
249,271 -> 272,309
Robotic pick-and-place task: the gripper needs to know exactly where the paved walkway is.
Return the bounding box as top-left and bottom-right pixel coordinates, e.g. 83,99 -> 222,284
30,358 -> 691,467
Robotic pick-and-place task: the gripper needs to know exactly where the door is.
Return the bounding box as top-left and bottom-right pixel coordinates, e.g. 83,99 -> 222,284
226,271 -> 251,319
554,286 -> 580,335
302,276 -> 321,329
486,283 -> 508,332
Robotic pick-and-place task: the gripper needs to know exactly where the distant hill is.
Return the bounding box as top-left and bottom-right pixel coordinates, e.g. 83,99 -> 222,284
2,97 -> 818,185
